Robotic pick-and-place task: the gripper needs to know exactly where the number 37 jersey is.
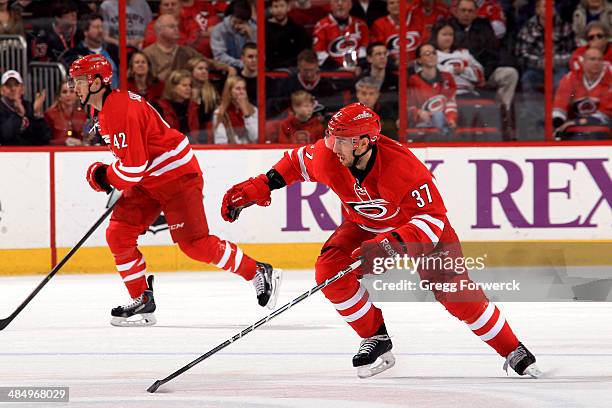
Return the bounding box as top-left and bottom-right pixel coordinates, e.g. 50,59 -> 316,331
97,90 -> 201,191
273,136 -> 450,250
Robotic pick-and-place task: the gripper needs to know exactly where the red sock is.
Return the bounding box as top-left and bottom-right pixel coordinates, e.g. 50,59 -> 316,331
115,251 -> 147,298
179,236 -> 257,281
465,302 -> 519,357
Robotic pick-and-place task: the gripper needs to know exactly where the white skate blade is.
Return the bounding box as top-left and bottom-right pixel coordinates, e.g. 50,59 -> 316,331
110,313 -> 157,327
524,363 -> 542,378
265,268 -> 283,310
357,351 -> 396,378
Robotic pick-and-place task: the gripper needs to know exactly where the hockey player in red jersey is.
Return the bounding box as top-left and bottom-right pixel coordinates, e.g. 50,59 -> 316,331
221,102 -> 541,378
69,54 -> 281,327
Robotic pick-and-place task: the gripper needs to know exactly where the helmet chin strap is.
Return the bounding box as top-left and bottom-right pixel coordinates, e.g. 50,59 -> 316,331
80,76 -> 108,108
350,136 -> 372,169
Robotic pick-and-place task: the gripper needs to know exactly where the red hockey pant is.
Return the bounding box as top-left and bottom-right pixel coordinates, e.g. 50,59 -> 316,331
315,220 -> 519,357
106,173 -> 257,298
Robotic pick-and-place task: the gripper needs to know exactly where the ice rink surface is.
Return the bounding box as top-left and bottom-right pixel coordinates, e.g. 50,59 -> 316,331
1,270 -> 611,408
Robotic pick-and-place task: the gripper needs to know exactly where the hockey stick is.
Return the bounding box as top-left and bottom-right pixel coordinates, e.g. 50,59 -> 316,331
0,197 -> 119,331
147,259 -> 362,393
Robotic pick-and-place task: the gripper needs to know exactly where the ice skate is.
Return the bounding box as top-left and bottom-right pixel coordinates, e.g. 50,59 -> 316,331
252,262 -> 282,310
352,324 -> 395,378
110,275 -> 157,327
503,342 -> 541,378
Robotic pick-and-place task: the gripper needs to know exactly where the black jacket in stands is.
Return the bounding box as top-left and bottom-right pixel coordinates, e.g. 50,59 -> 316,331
265,19 -> 312,70
0,97 -> 51,146
350,0 -> 388,27
450,17 -> 516,78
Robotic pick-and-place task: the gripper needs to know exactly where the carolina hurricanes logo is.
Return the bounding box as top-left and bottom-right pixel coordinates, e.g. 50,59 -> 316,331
439,57 -> 465,71
329,34 -> 360,57
388,31 -> 420,53
422,95 -> 448,113
573,97 -> 599,116
346,199 -> 400,220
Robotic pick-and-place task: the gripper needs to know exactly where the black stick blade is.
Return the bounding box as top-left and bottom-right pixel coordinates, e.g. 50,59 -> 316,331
0,318 -> 10,331
147,380 -> 164,393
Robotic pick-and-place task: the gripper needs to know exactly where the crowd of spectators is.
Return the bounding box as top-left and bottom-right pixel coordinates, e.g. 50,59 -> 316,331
0,0 -> 609,146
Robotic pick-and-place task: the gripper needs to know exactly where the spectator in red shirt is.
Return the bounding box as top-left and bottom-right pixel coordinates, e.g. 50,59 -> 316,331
126,51 -> 165,104
408,44 -> 458,136
180,0 -> 221,57
409,0 -> 451,35
279,90 -> 324,144
288,0 -> 329,36
371,0 -> 425,63
156,69 -> 201,142
553,47 -> 611,140
44,80 -> 88,146
142,0 -> 200,49
313,0 -> 369,71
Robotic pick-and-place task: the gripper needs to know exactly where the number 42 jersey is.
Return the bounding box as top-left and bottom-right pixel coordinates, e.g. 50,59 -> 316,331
97,90 -> 201,191
273,136 -> 451,253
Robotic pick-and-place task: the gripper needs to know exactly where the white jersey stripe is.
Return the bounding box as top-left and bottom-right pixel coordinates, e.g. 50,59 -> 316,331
410,219 -> 439,245
111,162 -> 143,183
297,147 -> 311,182
412,214 -> 445,231
147,138 -> 189,170
118,161 -> 149,174
150,149 -> 194,177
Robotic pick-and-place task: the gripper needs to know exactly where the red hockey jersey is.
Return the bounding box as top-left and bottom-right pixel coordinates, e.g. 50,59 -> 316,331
370,15 -> 424,61
553,69 -> 612,123
278,113 -> 325,144
273,137 -> 449,254
408,1 -> 450,35
97,90 -> 201,191
313,14 -> 369,67
408,71 -> 458,124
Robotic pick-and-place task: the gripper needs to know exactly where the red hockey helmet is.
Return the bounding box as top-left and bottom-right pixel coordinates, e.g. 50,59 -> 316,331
325,103 -> 381,150
68,54 -> 113,86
